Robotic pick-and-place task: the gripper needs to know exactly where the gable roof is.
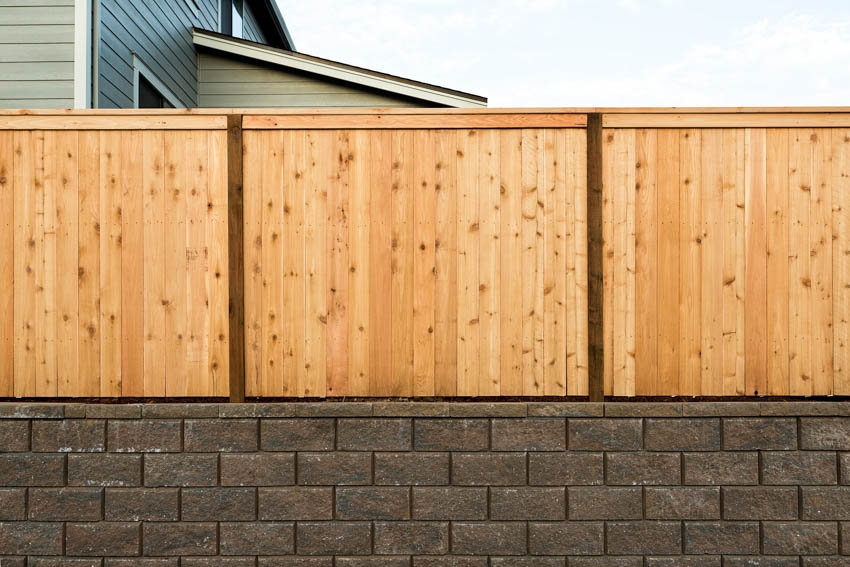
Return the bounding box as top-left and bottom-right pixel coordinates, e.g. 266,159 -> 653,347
192,28 -> 487,108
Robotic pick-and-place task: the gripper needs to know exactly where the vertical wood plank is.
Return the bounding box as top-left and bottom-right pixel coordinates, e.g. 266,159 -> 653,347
521,129 -> 542,395
745,128 -> 768,395
721,130 -> 743,395
77,131 -> 100,397
478,128 -> 500,396
13,130 -> 35,397
601,128 -> 615,395
568,129 -> 589,395
369,130 -> 393,395
534,130 -> 547,394
0,132 -> 13,396
348,129 -> 371,396
120,131 -> 144,396
624,129 -> 636,398
243,130 -> 263,396
656,129 -> 680,396
834,129 -> 850,394
99,131 -> 122,397
390,129 -> 414,396
304,130 -> 329,397
413,129 -> 436,396
611,129 -> 635,396
679,129 -> 702,396
544,129 -> 567,396
142,131 -> 166,397
457,129 -> 480,396
634,129 -> 658,395
499,129 -> 522,396
283,130 -> 306,396
186,130 -> 210,396
208,130 -> 229,397
55,131 -> 79,397
811,128 -> 833,395
163,131 -> 187,397
434,130 -> 458,396
700,129 -> 723,396
766,128 -> 790,396
734,129 -> 747,395
261,131 -> 285,396
326,130 -> 349,396
39,131 -> 56,397
789,128 -> 812,396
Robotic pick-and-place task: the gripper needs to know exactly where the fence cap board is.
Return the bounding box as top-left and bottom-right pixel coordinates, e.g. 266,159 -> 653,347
241,113 -> 587,129
0,115 -> 229,130
602,112 -> 850,128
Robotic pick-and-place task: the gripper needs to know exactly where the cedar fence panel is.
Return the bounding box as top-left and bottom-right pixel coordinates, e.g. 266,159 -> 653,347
601,116 -> 850,396
0,116 -> 230,397
241,119 -> 589,397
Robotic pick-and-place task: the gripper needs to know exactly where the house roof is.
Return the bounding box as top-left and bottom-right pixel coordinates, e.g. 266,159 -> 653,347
192,28 -> 488,108
253,0 -> 295,50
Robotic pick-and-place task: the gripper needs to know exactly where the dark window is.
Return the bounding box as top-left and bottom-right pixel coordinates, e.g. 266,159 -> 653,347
220,0 -> 243,38
137,74 -> 174,108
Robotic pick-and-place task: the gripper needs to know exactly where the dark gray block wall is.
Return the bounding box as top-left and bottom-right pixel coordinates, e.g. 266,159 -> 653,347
3,401 -> 850,566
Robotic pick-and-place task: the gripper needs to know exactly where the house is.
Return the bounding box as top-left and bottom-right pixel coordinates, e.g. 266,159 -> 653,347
0,0 -> 487,109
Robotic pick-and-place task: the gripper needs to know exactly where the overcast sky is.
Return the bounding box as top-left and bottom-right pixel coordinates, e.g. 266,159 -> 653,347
275,0 -> 850,107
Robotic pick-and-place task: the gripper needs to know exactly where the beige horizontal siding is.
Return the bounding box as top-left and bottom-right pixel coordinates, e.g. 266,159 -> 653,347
198,53 -> 431,108
0,0 -> 74,108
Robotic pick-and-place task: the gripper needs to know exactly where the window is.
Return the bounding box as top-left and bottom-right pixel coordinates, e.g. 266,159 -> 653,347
137,74 -> 174,109
232,0 -> 243,38
219,0 -> 243,38
132,55 -> 184,108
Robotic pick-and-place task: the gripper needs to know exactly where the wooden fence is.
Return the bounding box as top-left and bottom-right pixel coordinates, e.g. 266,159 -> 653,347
0,115 -> 230,397
3,109 -> 850,398
241,120 -> 588,397
601,113 -> 850,397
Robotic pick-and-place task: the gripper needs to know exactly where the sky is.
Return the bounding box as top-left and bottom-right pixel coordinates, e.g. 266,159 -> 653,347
275,0 -> 850,107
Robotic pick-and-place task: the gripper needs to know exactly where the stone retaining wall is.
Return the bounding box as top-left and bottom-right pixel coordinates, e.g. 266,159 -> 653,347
2,402 -> 850,566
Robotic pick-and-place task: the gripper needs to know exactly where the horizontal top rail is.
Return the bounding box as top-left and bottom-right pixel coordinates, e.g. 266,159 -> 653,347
0,115 -> 229,130
242,112 -> 587,129
602,112 -> 850,128
5,107 -> 850,116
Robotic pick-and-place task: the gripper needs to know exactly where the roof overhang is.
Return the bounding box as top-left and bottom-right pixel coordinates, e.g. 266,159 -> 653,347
192,28 -> 487,108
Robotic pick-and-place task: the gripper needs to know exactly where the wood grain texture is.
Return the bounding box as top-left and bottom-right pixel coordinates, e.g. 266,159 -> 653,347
434,130 -> 458,396
456,129 -> 480,396
499,129 -> 523,396
413,129 -> 436,396
390,129 -> 414,396
835,129 -> 850,395
245,113 -> 587,130
744,128 -> 768,395
120,131 -> 144,396
0,132 -> 13,396
349,130 -> 371,396
602,124 -> 850,397
634,129 -> 657,395
656,129 -> 680,396
766,128 -> 790,396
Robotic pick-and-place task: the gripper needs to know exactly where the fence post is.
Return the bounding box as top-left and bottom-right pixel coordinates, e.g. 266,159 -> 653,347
227,114 -> 246,402
587,113 -> 604,401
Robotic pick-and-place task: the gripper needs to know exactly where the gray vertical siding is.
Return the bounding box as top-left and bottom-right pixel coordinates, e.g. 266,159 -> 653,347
0,0 -> 75,109
97,0 -> 219,108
